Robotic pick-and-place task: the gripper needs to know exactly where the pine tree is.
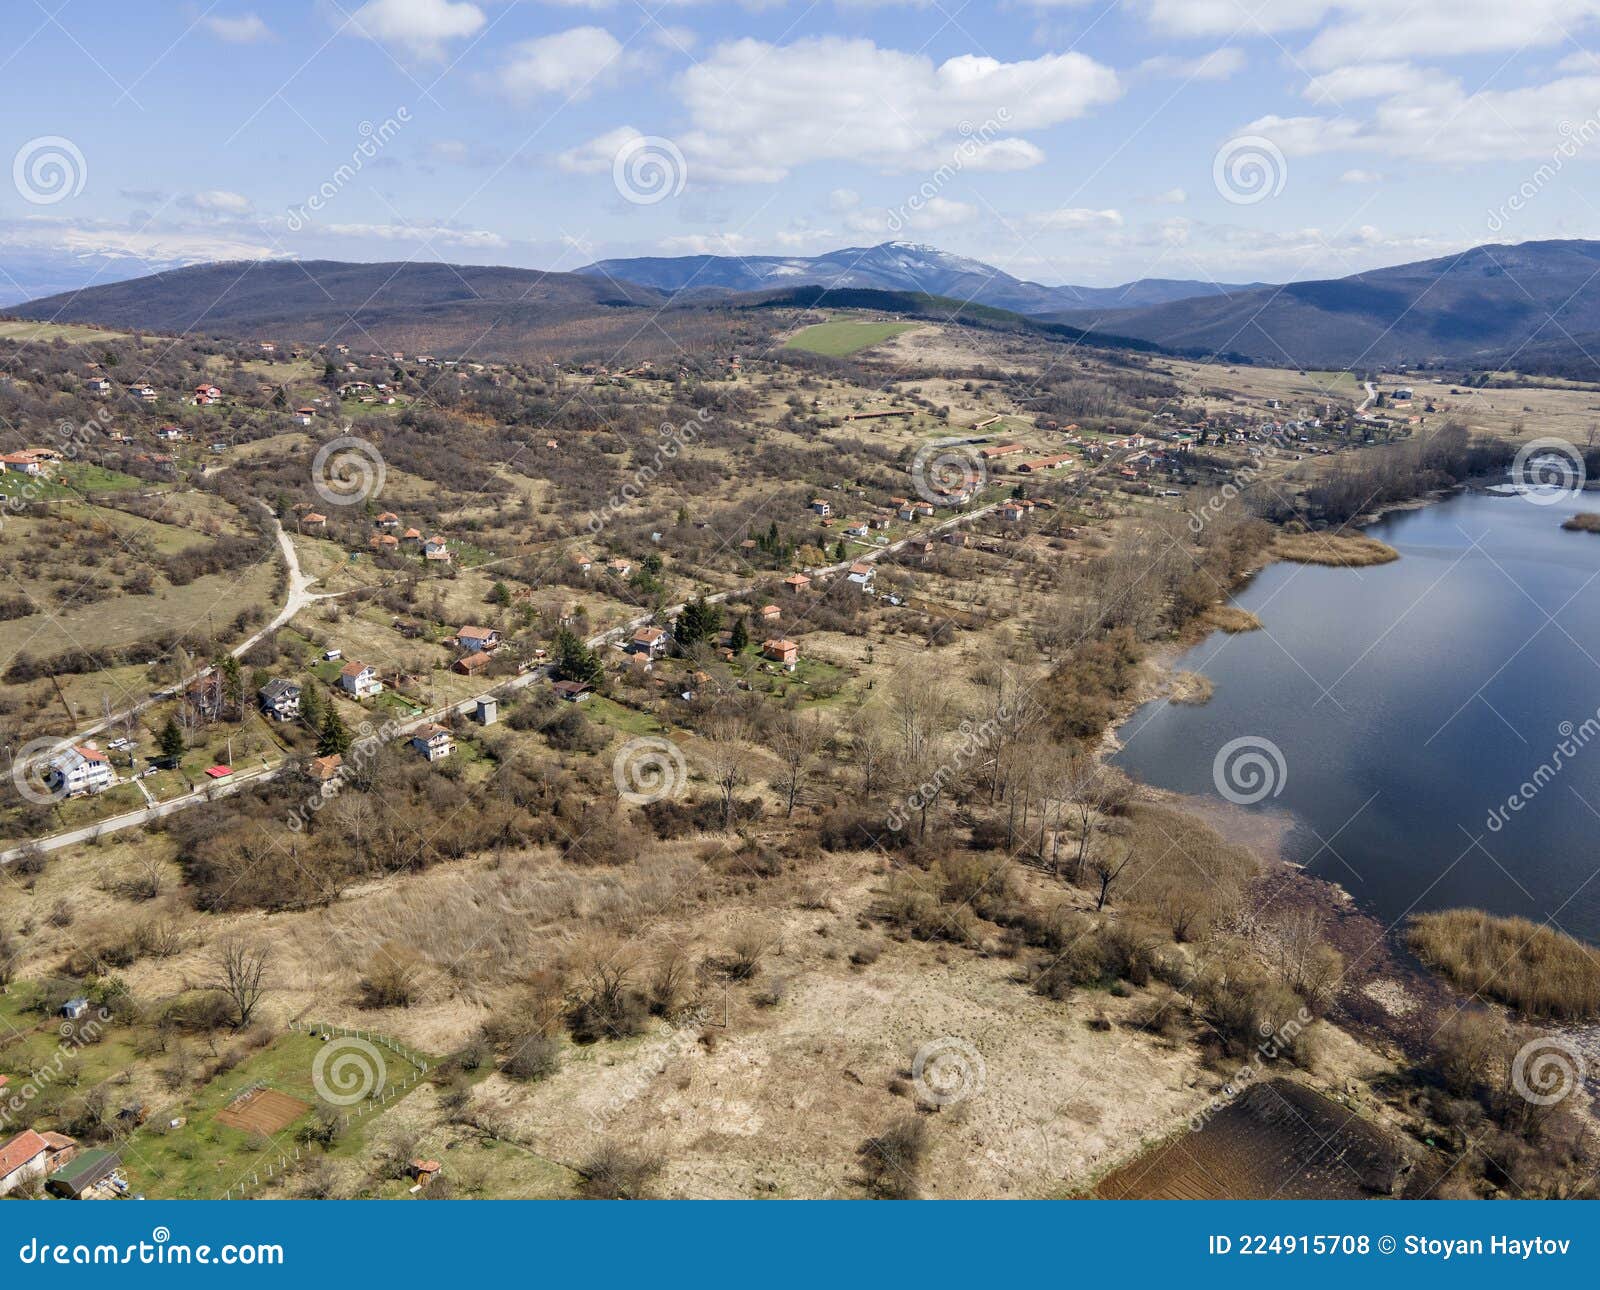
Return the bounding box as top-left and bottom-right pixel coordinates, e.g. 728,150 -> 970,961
834,539 -> 847,561
158,717 -> 186,762
729,616 -> 749,654
553,628 -> 604,689
300,679 -> 323,728
218,654 -> 244,716
318,706 -> 352,757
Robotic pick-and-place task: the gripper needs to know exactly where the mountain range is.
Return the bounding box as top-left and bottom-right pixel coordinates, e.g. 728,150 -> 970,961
10,239 -> 1600,375
578,241 -> 1262,315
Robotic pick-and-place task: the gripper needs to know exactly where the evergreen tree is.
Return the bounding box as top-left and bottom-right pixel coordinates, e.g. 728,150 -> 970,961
318,705 -> 352,757
218,654 -> 244,716
300,678 -> 323,728
490,581 -> 512,608
158,717 -> 186,762
834,539 -> 847,561
729,616 -> 749,654
553,628 -> 604,689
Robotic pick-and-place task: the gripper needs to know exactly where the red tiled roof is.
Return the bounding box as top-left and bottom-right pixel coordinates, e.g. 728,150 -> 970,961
0,1130 -> 48,1179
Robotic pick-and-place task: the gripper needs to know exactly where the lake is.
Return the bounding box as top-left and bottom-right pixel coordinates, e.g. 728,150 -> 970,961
1113,488 -> 1600,943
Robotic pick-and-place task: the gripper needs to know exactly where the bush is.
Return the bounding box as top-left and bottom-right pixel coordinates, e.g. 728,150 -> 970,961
859,1118 -> 929,1199
501,1033 -> 562,1082
578,1143 -> 664,1199
1408,910 -> 1600,1021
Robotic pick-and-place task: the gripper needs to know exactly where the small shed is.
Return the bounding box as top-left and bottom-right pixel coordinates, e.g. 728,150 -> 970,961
474,696 -> 498,726
46,1148 -> 118,1199
59,997 -> 90,1020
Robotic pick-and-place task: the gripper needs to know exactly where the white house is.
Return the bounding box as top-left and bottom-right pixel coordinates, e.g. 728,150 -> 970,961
846,561 -> 876,590
409,723 -> 455,762
257,678 -> 302,721
46,744 -> 114,797
338,661 -> 383,698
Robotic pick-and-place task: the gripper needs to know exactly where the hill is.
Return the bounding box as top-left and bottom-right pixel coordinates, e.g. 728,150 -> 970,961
580,241 -> 1259,315
10,259 -> 668,359
1045,240 -> 1600,372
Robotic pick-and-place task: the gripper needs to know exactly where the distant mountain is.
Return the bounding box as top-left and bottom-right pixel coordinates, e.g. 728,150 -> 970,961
1045,240 -> 1600,372
10,259 -> 665,356
580,241 -> 1260,316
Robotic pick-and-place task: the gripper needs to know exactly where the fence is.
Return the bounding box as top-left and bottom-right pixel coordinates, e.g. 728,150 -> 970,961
219,1021 -> 432,1201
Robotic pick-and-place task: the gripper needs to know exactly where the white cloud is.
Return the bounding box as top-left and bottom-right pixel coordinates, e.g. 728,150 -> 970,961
1247,70 -> 1600,163
1138,47 -> 1245,81
494,27 -> 627,100
849,196 -> 978,233
0,218 -> 282,266
182,190 -> 253,214
1340,168 -> 1383,184
1146,187 -> 1187,205
557,125 -> 646,174
1304,62 -> 1437,104
671,36 -> 1120,180
320,221 -> 507,248
1028,206 -> 1124,230
348,0 -> 485,59
202,13 -> 272,43
829,188 -> 861,211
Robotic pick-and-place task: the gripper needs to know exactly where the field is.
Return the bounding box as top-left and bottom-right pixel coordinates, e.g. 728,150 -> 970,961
784,319 -> 919,356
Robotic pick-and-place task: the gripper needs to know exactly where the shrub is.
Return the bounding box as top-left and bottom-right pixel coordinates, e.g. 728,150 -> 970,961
578,1144 -> 664,1199
859,1118 -> 929,1199
1408,910 -> 1600,1021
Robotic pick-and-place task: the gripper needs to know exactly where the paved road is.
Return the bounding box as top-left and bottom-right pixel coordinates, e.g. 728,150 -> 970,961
0,500 -> 998,863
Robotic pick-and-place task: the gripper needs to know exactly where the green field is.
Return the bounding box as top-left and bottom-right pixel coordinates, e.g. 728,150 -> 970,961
783,319 -> 917,356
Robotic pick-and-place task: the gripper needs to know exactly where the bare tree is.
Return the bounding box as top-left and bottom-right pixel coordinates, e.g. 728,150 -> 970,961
1091,849 -> 1134,912
699,715 -> 752,830
770,711 -> 825,817
209,937 -> 272,1028
887,667 -> 959,840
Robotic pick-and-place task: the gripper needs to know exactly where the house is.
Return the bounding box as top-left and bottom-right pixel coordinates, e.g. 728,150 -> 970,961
402,527 -> 423,546
845,522 -> 870,538
630,626 -> 669,658
474,697 -> 498,726
193,384 -> 222,403
454,625 -> 500,652
605,557 -> 633,577
375,511 -> 400,528
258,678 -> 301,721
454,650 -> 490,676
309,753 -> 343,781
1018,453 -> 1076,472
998,501 -> 1029,523
129,383 -> 157,403
155,425 -> 184,441
184,672 -> 226,721
570,551 -> 595,574
86,377 -> 111,396
552,680 -> 592,702
302,512 -> 327,529
0,1130 -> 76,1198
846,562 -> 875,589
762,638 -> 799,670
423,536 -> 451,562
369,533 -> 399,552
979,443 -> 1025,460
338,661 -> 383,698
408,1159 -> 442,1188
46,1148 -> 119,1200
0,453 -> 44,475
782,573 -> 811,593
810,498 -> 832,517
46,745 -> 114,797
759,604 -> 781,624
409,723 -> 455,762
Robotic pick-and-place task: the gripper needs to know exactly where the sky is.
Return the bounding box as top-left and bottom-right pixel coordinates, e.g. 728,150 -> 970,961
3,0 -> 1600,304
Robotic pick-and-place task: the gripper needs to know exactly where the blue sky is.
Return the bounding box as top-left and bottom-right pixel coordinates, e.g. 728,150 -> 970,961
3,0 -> 1600,303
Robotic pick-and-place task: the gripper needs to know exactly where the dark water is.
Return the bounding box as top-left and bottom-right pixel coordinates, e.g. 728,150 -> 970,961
1113,489 -> 1600,943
